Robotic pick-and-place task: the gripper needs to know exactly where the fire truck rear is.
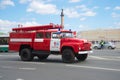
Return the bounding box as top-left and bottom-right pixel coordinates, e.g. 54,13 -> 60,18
9,23 -> 92,63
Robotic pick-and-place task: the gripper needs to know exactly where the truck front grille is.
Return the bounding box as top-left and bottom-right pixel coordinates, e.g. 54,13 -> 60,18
83,43 -> 91,50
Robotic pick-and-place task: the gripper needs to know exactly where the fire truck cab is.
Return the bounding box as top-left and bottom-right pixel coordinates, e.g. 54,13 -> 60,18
9,23 -> 92,63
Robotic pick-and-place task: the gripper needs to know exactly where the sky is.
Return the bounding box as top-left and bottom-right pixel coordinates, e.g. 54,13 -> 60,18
0,0 -> 120,33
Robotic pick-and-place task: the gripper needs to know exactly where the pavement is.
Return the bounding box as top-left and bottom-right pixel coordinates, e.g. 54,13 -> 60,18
0,49 -> 120,80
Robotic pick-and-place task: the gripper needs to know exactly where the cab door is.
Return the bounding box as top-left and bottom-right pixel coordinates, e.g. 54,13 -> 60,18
50,33 -> 61,51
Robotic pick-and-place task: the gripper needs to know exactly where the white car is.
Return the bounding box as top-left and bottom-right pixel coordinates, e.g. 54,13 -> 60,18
92,42 -> 116,49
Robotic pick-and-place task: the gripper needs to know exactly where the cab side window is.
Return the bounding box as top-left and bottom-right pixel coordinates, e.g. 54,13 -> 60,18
45,32 -> 51,38
36,32 -> 43,38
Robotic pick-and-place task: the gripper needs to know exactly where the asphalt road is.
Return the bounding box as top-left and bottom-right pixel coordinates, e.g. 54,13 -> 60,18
0,49 -> 120,80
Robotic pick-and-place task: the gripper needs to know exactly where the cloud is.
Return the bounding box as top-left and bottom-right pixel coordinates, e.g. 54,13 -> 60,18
80,17 -> 86,21
78,24 -> 91,31
82,11 -> 96,16
0,0 -> 15,9
19,0 -> 51,4
114,6 -> 120,10
64,8 -> 80,18
0,19 -> 18,33
0,19 -> 18,27
64,5 -> 96,18
105,7 -> 111,10
69,0 -> 81,3
27,0 -> 59,14
93,6 -> 99,9
19,0 -> 58,14
111,12 -> 120,18
0,19 -> 40,33
114,22 -> 120,27
76,5 -> 90,11
19,0 -> 31,4
23,21 -> 40,26
64,24 -> 71,30
76,5 -> 96,17
79,24 -> 85,28
64,23 -> 80,31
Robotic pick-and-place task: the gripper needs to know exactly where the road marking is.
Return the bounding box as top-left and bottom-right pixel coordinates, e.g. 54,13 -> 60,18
0,60 -> 46,65
0,55 -> 18,57
116,57 -> 120,58
19,68 -> 36,70
24,61 -> 45,64
1,66 -> 14,69
16,78 -> 24,80
89,56 -> 107,60
1,66 -> 36,70
66,65 -> 120,72
89,56 -> 120,61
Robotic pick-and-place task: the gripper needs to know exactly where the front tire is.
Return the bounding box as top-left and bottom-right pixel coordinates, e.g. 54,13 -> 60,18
76,54 -> 88,61
20,48 -> 33,61
62,49 -> 75,63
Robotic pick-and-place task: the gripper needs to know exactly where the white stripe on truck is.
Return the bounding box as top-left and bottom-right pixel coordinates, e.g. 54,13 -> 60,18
10,38 -> 44,42
10,38 -> 32,42
34,39 -> 44,42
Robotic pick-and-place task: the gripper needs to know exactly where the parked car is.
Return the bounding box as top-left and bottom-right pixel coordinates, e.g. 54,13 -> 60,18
92,41 -> 116,50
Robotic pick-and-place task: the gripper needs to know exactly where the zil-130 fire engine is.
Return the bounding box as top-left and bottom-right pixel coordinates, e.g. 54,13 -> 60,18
9,23 -> 92,63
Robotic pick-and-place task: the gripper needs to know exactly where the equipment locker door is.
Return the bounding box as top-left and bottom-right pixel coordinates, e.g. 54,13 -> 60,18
44,32 -> 51,51
33,32 -> 45,50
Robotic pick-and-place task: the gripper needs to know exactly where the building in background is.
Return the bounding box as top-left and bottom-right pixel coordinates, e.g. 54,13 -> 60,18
77,29 -> 120,48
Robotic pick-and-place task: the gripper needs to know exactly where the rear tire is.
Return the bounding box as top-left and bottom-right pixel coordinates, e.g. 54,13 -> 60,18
76,54 -> 88,61
62,49 -> 75,63
20,48 -> 33,61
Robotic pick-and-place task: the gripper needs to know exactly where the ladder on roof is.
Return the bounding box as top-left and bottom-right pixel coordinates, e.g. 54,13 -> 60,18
12,23 -> 62,32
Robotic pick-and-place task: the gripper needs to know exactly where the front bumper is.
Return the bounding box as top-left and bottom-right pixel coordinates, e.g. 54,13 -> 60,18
78,50 -> 93,54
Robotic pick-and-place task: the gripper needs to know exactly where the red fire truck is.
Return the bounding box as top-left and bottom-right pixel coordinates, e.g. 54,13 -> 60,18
9,23 -> 92,63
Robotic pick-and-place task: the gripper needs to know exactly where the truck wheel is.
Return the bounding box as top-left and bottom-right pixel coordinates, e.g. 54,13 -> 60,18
20,48 -> 33,61
76,54 -> 88,61
37,54 -> 49,60
62,49 -> 75,63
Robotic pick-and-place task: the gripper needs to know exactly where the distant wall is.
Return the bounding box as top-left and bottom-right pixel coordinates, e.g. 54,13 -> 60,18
115,42 -> 120,49
77,29 -> 120,49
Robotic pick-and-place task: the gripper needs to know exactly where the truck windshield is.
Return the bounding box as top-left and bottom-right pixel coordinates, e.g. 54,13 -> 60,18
52,32 -> 73,39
